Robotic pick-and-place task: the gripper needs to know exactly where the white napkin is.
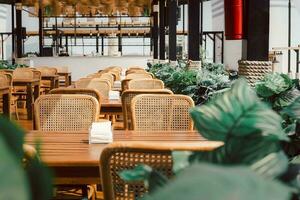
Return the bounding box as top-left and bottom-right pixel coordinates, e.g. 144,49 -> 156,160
109,91 -> 120,100
114,81 -> 121,88
89,121 -> 113,144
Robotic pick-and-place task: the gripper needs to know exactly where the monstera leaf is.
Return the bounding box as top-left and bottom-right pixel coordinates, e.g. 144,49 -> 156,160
142,163 -> 292,200
190,79 -> 288,142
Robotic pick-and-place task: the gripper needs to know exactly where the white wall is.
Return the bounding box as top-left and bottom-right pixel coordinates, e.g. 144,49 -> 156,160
269,0 -> 300,75
0,5 -> 7,59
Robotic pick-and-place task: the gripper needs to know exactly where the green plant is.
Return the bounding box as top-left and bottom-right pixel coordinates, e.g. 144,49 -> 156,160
0,60 -> 28,70
255,73 -> 299,111
148,61 -> 232,105
0,116 -> 52,200
120,79 -> 296,199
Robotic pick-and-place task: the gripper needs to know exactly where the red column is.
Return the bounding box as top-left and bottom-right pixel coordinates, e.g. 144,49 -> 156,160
224,0 -> 244,40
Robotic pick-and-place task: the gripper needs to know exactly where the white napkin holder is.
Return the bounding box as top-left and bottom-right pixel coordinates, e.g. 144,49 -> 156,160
109,91 -> 120,100
89,121 -> 113,144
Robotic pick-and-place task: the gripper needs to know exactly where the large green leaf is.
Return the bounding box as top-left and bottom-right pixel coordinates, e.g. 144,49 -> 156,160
190,79 -> 288,142
119,164 -> 168,193
0,116 -> 24,160
0,135 -> 30,200
189,136 -> 281,165
250,151 -> 289,179
255,73 -> 294,98
282,96 -> 300,120
142,163 -> 292,200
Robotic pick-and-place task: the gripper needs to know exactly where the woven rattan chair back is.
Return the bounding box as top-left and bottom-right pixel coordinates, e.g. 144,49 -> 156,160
75,78 -> 111,99
55,66 -> 69,73
13,68 -> 34,79
121,89 -> 173,130
100,73 -> 115,85
100,142 -> 223,200
0,73 -> 12,87
128,79 -> 164,90
37,67 -> 58,76
131,94 -> 194,131
238,60 -> 273,87
34,94 -> 99,132
126,73 -> 152,80
121,79 -> 132,93
49,88 -> 102,104
125,69 -> 146,76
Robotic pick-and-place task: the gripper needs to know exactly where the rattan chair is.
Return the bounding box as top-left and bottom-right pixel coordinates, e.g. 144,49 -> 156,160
34,94 -> 99,132
100,142 -> 218,200
131,94 -> 194,131
100,73 -> 115,85
126,73 -> 153,80
128,79 -> 164,90
37,67 -> 58,93
0,73 -> 19,119
75,78 -> 111,99
121,89 -> 173,130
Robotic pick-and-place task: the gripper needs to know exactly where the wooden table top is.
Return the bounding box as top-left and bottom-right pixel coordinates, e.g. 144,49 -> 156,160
101,99 -> 122,108
25,130 -> 222,167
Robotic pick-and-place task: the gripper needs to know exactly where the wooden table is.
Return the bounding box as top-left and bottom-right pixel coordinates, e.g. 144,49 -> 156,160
25,130 -> 222,185
101,99 -> 122,115
41,75 -> 59,90
58,72 -> 72,87
13,79 -> 40,120
0,86 -> 10,118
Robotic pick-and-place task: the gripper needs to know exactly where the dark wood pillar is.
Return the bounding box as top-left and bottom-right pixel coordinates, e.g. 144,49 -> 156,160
38,0 -> 43,56
11,3 -> 15,63
118,24 -> 122,55
188,0 -> 200,61
152,0 -> 159,59
15,1 -> 22,58
168,0 -> 177,61
246,0 -> 270,60
159,0 -> 166,60
96,25 -> 99,53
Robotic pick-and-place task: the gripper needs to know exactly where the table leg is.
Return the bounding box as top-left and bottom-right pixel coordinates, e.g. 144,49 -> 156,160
34,84 -> 40,101
55,78 -> 59,88
2,93 -> 11,119
68,75 -> 72,86
26,83 -> 33,120
50,77 -> 55,90
64,74 -> 68,87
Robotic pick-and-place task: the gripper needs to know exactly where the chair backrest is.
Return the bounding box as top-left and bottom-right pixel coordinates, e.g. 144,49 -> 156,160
125,69 -> 146,76
55,66 -> 69,73
75,78 -> 111,99
100,73 -> 115,85
49,88 -> 102,104
13,68 -> 34,79
0,73 -> 12,87
126,73 -> 153,80
34,94 -> 99,132
128,79 -> 164,90
121,89 -> 173,130
131,94 -> 194,131
100,142 -> 210,200
121,79 -> 132,93
37,67 -> 58,76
